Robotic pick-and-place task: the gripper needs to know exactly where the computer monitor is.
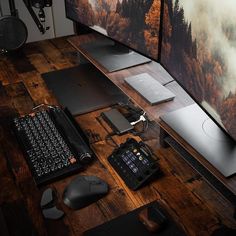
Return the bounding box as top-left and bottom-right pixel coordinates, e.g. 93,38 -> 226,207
65,0 -> 162,72
160,0 -> 236,176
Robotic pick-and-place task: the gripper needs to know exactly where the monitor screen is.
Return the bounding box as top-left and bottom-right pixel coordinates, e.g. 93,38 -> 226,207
161,0 -> 236,141
65,0 -> 161,61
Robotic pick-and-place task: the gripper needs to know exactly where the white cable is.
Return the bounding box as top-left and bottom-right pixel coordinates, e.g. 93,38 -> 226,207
130,112 -> 147,126
32,103 -> 54,111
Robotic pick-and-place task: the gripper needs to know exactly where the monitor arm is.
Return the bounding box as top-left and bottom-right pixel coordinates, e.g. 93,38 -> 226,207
22,0 -> 50,34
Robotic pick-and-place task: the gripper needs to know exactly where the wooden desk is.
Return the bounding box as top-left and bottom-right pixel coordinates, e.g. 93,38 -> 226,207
0,36 -> 236,236
69,35 -> 236,212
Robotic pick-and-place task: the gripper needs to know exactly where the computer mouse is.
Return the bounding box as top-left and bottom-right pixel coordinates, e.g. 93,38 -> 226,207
63,175 -> 109,210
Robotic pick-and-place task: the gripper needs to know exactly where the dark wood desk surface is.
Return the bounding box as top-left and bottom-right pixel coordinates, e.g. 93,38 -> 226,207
0,36 -> 236,236
69,35 -> 236,206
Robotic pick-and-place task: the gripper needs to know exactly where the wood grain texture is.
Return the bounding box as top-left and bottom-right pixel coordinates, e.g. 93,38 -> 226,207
0,35 -> 235,236
160,121 -> 236,195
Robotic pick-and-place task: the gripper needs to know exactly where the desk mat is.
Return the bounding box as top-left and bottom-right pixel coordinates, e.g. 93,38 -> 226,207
84,201 -> 186,236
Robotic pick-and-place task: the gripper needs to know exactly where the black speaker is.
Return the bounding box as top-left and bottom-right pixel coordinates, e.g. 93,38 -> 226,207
0,16 -> 28,51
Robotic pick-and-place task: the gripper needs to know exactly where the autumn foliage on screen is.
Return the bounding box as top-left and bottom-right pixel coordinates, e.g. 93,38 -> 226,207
66,0 -> 161,60
161,0 -> 236,141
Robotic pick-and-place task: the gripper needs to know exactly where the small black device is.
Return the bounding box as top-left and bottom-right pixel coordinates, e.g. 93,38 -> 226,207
63,175 -> 109,210
108,138 -> 159,190
13,106 -> 93,186
102,108 -> 134,135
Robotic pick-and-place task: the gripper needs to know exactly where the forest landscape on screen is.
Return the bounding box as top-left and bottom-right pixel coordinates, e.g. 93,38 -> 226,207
65,0 -> 161,60
161,0 -> 236,141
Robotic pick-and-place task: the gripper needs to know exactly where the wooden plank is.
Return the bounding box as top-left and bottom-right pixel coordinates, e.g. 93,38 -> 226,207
7,51 -> 36,74
151,148 -> 220,235
0,84 -> 47,235
36,40 -> 74,70
20,72 -> 59,106
160,120 -> 236,195
0,59 -> 21,85
0,36 -> 236,235
5,82 -> 35,115
1,201 -> 36,235
27,53 -> 56,73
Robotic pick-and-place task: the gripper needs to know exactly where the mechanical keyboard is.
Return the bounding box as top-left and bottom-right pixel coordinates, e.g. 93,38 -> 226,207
13,106 -> 93,186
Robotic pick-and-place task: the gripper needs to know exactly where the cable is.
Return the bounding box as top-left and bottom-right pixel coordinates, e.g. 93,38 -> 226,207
162,80 -> 175,86
117,101 -> 144,122
115,103 -> 151,136
130,111 -> 150,136
130,111 -> 147,126
32,103 -> 55,111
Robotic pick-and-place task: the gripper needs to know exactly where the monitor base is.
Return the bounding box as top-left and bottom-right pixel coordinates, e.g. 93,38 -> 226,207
80,38 -> 151,72
42,64 -> 128,116
160,104 -> 236,177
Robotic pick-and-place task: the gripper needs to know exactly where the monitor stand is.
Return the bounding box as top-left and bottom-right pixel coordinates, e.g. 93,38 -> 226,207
80,38 -> 151,72
160,104 -> 236,177
42,64 -> 128,116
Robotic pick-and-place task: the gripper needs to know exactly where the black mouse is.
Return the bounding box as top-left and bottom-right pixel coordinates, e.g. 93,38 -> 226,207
63,175 -> 109,210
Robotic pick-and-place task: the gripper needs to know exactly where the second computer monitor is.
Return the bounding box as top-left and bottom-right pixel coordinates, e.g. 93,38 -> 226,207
65,0 -> 162,71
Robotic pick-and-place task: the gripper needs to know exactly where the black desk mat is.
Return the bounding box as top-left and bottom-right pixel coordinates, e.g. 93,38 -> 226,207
84,201 -> 186,236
